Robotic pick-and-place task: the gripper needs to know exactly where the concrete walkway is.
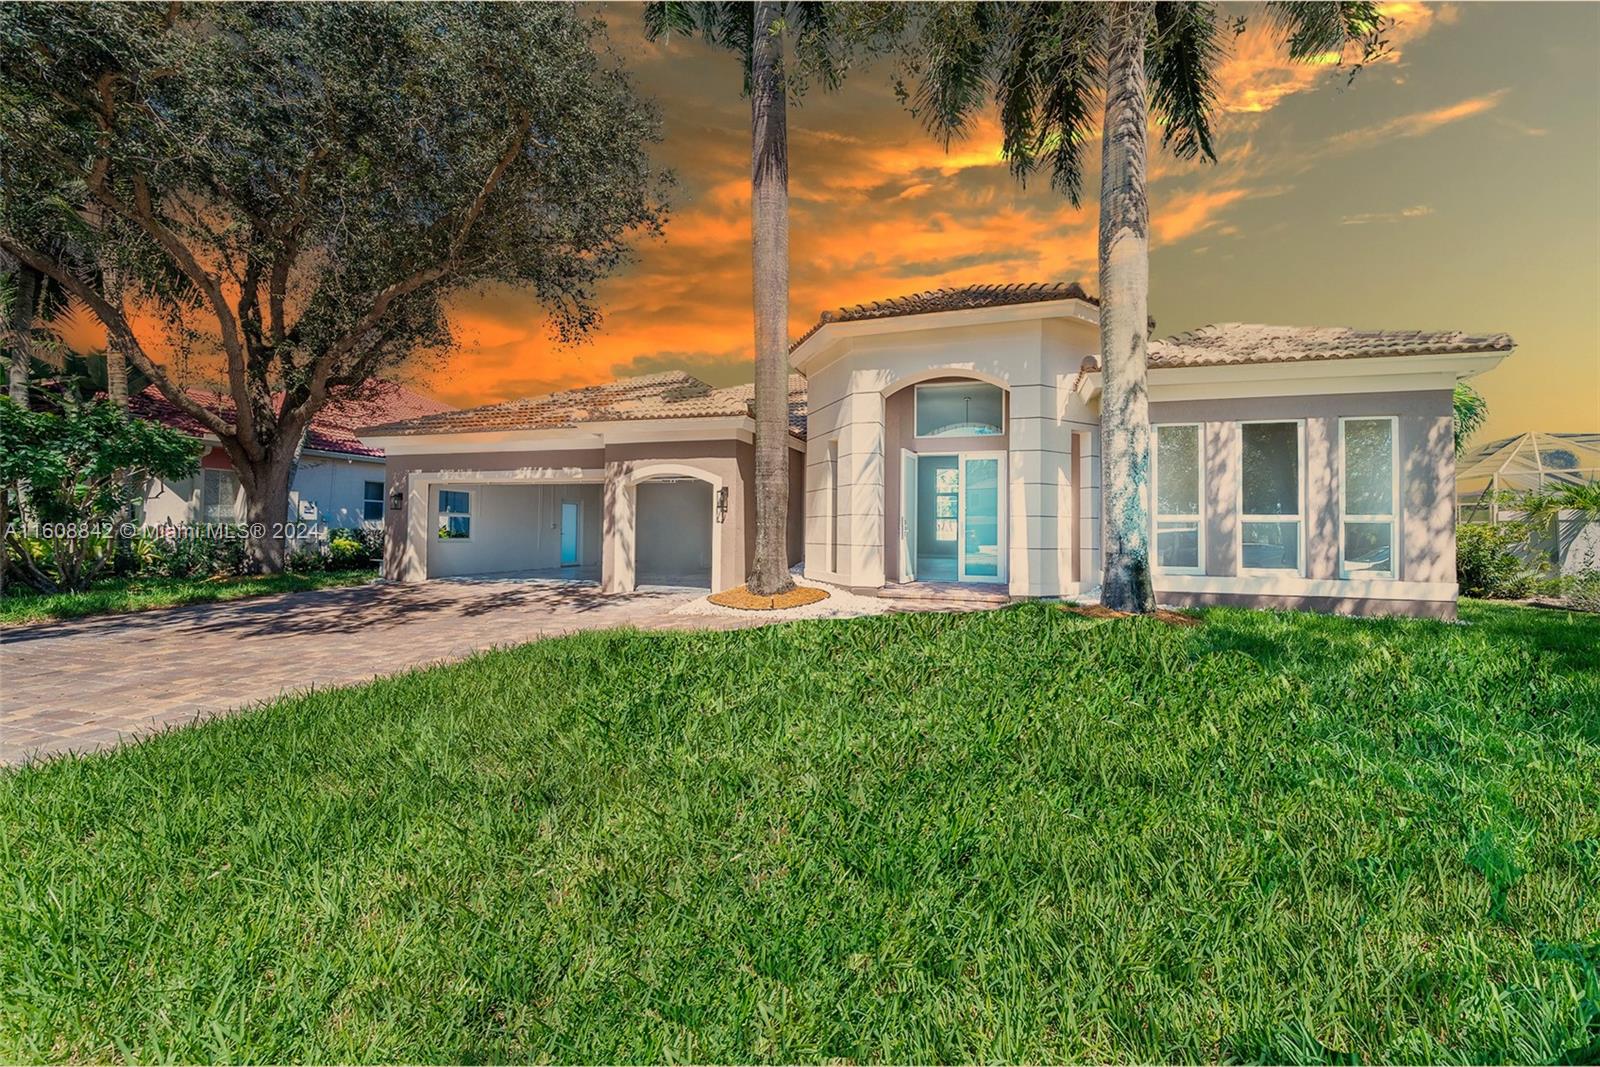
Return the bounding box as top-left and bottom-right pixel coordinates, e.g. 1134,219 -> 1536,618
1,578 -> 757,767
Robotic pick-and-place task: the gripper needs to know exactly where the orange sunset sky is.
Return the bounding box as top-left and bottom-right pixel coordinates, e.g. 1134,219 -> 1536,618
66,1 -> 1600,443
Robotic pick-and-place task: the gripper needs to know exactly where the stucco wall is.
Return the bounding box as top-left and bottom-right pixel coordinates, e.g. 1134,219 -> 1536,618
382,448 -> 606,581
425,482 -> 602,578
380,439 -> 773,593
803,315 -> 1101,595
1147,389 -> 1455,584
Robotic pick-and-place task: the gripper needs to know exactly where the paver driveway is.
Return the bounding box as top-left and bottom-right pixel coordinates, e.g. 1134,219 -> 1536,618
1,578 -> 744,766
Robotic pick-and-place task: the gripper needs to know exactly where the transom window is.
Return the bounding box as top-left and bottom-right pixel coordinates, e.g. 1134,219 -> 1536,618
1341,417 -> 1398,578
1239,421 -> 1303,573
363,480 -> 385,522
915,382 -> 1004,438
437,489 -> 471,540
1153,424 -> 1203,573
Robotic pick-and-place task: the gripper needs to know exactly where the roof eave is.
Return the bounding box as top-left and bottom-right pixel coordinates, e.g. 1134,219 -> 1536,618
790,297 -> 1100,373
1077,347 -> 1513,402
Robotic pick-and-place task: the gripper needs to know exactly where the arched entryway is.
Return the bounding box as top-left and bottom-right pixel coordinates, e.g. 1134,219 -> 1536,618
882,373 -> 1010,585
634,476 -> 714,588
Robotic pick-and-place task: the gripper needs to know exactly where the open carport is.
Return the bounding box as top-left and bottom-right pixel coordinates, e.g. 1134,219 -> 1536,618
423,481 -> 602,581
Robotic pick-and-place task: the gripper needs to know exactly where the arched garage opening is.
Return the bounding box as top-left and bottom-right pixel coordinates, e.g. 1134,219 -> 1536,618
635,476 -> 714,589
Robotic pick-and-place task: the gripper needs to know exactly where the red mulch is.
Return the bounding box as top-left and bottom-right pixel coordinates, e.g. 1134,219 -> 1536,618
1059,603 -> 1203,627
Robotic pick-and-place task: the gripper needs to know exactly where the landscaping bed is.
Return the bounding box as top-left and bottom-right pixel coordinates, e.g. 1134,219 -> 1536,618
2,601 -> 1596,1061
0,568 -> 377,626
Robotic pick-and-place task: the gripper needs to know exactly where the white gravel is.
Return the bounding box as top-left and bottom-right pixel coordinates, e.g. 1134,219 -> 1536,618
667,573 -> 895,622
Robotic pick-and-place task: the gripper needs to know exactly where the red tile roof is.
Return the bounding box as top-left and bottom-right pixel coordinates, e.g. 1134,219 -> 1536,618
128,381 -> 452,458
792,282 -> 1098,351
361,370 -> 809,440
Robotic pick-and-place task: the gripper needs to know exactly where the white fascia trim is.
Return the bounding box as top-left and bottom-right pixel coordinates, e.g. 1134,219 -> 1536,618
412,466 -> 607,485
364,429 -> 605,455
791,298 -> 1100,373
1080,350 -> 1510,403
364,415 -> 800,456
1156,574 -> 1456,602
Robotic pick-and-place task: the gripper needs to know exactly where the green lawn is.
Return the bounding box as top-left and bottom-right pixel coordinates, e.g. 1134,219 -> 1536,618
0,568 -> 378,625
2,602 -> 1596,1062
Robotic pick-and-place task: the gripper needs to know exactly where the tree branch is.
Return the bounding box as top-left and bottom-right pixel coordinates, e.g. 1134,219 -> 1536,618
0,234 -> 237,442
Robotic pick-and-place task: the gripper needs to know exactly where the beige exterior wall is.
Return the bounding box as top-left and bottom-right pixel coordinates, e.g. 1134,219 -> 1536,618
802,315 -> 1102,596
381,436 -> 800,593
1147,389 -> 1457,617
800,304 -> 1464,618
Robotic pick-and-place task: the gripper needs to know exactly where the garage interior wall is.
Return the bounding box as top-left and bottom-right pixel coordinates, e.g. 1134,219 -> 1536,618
634,479 -> 713,585
427,482 -> 602,579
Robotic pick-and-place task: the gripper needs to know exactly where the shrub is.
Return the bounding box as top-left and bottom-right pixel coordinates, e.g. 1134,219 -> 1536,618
1,398 -> 199,592
144,528 -> 252,580
1457,522 -> 1536,599
327,533 -> 367,569
287,543 -> 329,574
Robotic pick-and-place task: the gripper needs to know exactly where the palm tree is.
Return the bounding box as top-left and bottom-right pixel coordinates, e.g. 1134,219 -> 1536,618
900,2 -> 1384,611
644,1 -> 849,597
1453,382 -> 1489,456
1,255 -> 71,409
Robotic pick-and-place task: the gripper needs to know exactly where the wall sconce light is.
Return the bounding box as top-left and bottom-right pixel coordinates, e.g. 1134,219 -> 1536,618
389,486 -> 404,511
715,487 -> 729,523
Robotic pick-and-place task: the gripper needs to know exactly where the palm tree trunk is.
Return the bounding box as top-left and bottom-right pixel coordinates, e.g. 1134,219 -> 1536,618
1097,2 -> 1156,613
8,263 -> 39,408
746,0 -> 794,596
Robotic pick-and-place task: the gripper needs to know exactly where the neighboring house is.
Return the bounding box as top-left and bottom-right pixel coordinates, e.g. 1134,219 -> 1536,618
359,373 -> 807,591
792,283 -> 1512,619
360,282 -> 1513,618
132,382 -> 452,533
1458,431 -> 1600,576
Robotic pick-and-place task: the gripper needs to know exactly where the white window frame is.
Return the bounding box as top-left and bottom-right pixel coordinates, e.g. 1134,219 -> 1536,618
1236,419 -> 1306,577
913,382 -> 1006,440
362,480 -> 386,523
1338,415 -> 1400,580
1151,422 -> 1205,576
436,487 -> 474,541
200,467 -> 242,524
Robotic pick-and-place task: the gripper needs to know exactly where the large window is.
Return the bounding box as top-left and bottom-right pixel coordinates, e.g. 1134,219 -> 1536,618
915,382 -> 1004,438
201,468 -> 240,523
1153,424 -> 1203,573
1341,417 -> 1397,577
1239,421 -> 1303,572
363,480 -> 385,522
437,489 -> 471,540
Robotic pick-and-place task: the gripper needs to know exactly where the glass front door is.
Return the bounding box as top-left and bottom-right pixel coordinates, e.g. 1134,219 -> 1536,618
959,455 -> 1003,582
912,453 -> 1005,584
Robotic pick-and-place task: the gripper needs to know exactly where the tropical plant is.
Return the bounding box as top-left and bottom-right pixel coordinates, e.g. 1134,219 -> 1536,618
644,1 -> 854,597
1453,381 -> 1489,456
895,2 -> 1385,611
0,397 -> 198,592
1,4 -> 668,573
0,254 -> 72,408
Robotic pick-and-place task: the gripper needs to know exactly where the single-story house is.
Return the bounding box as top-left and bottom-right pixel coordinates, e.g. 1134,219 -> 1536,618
132,381 -> 451,531
359,373 -> 807,591
361,282 -> 1514,618
794,282 -> 1512,618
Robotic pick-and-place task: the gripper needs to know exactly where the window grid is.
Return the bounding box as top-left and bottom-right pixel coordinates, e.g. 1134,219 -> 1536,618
437,488 -> 471,541
1237,420 -> 1306,576
1339,416 -> 1399,579
1152,423 -> 1204,575
363,480 -> 385,522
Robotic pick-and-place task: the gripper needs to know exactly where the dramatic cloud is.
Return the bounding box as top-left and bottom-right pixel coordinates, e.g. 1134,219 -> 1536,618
1340,204 -> 1436,225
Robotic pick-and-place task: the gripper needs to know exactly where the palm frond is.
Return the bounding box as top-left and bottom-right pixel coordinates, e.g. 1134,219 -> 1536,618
1453,381 -> 1489,455
1262,1 -> 1386,64
1148,2 -> 1222,163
